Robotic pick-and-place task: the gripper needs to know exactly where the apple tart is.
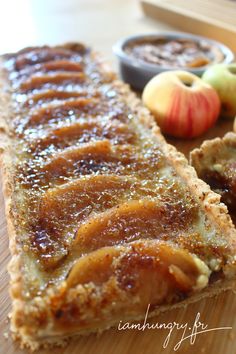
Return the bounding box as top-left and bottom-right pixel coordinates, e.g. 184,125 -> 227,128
0,43 -> 236,350
191,132 -> 236,225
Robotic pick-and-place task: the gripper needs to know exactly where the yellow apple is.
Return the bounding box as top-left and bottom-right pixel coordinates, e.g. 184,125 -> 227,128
142,70 -> 221,138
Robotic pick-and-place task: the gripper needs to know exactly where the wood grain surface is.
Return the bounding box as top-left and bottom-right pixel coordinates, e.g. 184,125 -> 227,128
0,1 -> 235,353
141,0 -> 236,51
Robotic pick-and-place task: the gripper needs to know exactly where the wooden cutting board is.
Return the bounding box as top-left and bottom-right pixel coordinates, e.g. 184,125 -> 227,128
0,119 -> 235,354
141,0 -> 236,51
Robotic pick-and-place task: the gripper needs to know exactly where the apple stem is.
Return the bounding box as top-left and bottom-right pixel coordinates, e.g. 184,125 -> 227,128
182,81 -> 193,87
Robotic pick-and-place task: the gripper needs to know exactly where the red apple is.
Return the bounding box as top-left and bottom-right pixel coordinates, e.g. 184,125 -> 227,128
142,70 -> 220,138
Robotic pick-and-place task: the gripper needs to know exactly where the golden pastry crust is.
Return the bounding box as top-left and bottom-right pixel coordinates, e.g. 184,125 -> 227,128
190,132 -> 236,171
190,132 -> 236,225
0,44 -> 236,351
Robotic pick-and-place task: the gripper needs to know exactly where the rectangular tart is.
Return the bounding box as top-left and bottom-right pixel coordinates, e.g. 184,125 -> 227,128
0,43 -> 236,350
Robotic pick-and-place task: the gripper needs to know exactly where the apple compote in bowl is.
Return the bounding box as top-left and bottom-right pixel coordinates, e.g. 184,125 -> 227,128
113,32 -> 234,90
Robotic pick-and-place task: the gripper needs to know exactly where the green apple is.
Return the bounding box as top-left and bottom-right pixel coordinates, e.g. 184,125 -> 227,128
202,63 -> 236,118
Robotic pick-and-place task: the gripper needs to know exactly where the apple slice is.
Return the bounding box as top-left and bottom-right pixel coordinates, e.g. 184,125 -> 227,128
27,97 -> 93,126
73,199 -> 197,256
14,47 -> 76,70
39,174 -> 134,236
24,89 -> 95,106
28,119 -> 136,151
66,240 -> 210,300
20,72 -> 86,91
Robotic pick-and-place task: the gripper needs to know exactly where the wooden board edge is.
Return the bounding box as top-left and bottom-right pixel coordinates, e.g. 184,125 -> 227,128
140,0 -> 236,52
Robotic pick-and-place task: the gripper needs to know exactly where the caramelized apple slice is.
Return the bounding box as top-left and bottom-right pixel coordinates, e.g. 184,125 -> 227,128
14,47 -> 77,70
72,193 -> 199,257
33,229 -> 69,270
29,119 -> 136,151
37,60 -> 83,72
20,72 -> 86,91
39,140 -> 139,183
73,199 -> 184,254
39,175 -> 133,235
66,240 -> 210,299
41,140 -> 116,180
67,247 -> 121,287
26,97 -> 94,126
24,89 -> 96,106
31,120 -> 102,149
15,60 -> 84,86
